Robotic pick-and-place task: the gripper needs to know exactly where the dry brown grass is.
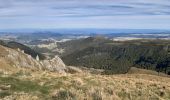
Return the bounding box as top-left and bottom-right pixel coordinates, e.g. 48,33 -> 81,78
128,67 -> 168,77
1,69 -> 170,100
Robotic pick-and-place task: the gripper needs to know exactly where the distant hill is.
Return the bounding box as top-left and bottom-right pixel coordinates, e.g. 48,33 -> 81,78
58,36 -> 112,56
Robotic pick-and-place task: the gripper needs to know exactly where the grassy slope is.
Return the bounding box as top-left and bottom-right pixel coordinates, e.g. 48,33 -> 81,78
128,67 -> 168,77
0,69 -> 170,100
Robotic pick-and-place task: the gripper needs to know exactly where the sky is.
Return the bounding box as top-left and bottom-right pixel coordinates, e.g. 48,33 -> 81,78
0,0 -> 170,30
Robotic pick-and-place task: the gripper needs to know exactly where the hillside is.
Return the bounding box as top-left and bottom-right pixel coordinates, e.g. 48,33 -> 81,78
128,67 -> 168,76
0,45 -> 67,73
61,38 -> 170,74
57,36 -> 111,56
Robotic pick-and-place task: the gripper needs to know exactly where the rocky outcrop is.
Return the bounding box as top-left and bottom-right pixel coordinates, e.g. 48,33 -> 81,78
0,45 -> 67,73
40,56 -> 66,73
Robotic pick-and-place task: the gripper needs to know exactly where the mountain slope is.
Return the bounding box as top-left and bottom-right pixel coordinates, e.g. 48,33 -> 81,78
61,38 -> 170,74
0,41 -> 46,60
57,36 -> 111,56
0,45 -> 66,73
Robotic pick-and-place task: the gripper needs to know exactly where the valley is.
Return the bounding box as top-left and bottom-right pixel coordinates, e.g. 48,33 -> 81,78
0,32 -> 170,75
0,32 -> 170,100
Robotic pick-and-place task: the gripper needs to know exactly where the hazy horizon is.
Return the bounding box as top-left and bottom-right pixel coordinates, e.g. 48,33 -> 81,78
0,28 -> 170,34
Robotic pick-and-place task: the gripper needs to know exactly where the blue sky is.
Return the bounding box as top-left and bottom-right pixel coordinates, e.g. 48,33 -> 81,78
0,0 -> 170,29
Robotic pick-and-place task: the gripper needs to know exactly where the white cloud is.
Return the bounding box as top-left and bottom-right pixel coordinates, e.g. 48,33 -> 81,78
0,0 -> 170,29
